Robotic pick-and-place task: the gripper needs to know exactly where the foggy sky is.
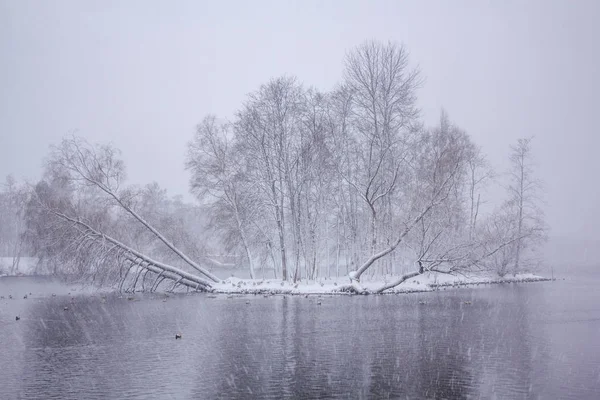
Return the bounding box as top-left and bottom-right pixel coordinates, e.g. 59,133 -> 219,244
1,0 -> 599,241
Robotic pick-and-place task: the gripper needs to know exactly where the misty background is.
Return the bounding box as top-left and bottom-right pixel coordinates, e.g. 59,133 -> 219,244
1,0 -> 599,267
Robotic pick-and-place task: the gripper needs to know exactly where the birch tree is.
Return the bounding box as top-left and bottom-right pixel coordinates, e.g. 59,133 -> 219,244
23,136 -> 218,291
0,176 -> 29,273
466,146 -> 493,240
341,40 -> 421,258
46,136 -> 219,282
234,77 -> 307,281
506,137 -> 546,275
26,179 -> 213,290
404,113 -> 470,273
345,112 -> 472,293
186,115 -> 259,278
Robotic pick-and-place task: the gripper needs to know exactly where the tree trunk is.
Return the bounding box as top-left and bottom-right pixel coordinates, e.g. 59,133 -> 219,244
274,188 -> 288,281
49,209 -> 213,290
77,174 -> 220,283
375,271 -> 421,293
234,206 -> 254,279
514,154 -> 525,276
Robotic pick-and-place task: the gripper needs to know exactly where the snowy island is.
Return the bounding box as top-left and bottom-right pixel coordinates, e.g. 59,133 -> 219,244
210,272 -> 550,296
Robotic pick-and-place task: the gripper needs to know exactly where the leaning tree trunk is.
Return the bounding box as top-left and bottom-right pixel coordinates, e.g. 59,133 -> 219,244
102,187 -> 219,282
68,166 -> 220,283
49,209 -> 214,291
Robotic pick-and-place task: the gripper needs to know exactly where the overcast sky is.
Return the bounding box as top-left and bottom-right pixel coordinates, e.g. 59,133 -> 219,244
1,0 -> 599,241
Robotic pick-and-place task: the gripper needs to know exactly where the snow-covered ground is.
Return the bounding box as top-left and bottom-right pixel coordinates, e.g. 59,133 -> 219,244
210,272 -> 550,295
0,258 -> 549,295
0,257 -> 38,276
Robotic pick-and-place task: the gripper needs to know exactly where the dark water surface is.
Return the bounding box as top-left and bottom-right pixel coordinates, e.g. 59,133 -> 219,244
1,270 -> 599,399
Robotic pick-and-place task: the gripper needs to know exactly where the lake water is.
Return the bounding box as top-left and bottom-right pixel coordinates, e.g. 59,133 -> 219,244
1,269 -> 599,399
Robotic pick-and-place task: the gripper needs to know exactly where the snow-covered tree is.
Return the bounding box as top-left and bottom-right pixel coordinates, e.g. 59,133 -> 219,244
24,136 -> 217,290
0,175 -> 29,273
505,137 -> 547,275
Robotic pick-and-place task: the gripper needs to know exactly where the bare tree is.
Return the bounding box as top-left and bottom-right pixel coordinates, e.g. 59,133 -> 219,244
234,77 -> 307,281
187,115 -> 258,278
466,145 -> 494,240
22,136 -> 221,292
0,175 -> 29,273
343,114 -> 470,292
506,137 -> 547,275
341,40 -> 421,256
47,136 -> 219,282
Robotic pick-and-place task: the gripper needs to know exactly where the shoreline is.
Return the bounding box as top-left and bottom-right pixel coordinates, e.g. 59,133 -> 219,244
0,272 -> 553,296
209,273 -> 552,296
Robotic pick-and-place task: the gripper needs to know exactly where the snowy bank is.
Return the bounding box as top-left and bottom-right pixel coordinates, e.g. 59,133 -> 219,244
210,272 -> 551,295
0,257 -> 38,277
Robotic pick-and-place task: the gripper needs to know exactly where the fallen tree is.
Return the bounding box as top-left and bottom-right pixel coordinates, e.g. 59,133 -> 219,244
23,136 -> 222,291
49,136 -> 220,283
48,209 -> 213,291
25,184 -> 214,291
